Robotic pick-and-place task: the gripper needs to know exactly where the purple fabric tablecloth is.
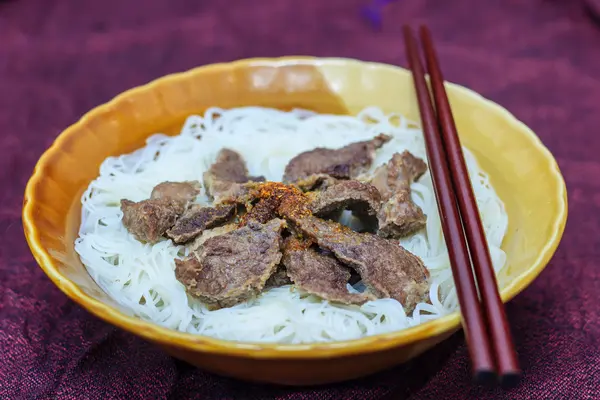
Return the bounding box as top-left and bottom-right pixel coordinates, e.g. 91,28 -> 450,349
1,0 -> 599,399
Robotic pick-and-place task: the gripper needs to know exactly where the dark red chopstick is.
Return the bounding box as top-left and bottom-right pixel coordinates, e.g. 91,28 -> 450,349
419,26 -> 520,387
402,26 -> 497,385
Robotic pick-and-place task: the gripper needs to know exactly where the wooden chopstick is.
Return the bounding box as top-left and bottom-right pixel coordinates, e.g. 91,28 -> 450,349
402,26 -> 497,385
419,26 -> 520,387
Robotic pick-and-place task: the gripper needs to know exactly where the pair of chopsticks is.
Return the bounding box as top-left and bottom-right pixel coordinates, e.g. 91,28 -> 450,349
403,26 -> 520,388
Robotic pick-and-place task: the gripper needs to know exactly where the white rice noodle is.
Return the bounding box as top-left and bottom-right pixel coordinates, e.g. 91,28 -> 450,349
75,106 -> 508,344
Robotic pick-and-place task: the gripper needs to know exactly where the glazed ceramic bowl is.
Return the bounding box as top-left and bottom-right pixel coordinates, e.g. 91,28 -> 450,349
23,57 -> 567,385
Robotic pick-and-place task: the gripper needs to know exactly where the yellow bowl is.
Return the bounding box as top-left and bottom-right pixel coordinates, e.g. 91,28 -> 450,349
23,57 -> 567,385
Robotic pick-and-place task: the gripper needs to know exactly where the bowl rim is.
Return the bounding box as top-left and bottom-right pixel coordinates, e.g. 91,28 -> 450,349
23,56 -> 568,359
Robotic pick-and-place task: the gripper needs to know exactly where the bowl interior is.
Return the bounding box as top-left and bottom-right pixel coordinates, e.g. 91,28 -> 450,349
24,57 -> 566,356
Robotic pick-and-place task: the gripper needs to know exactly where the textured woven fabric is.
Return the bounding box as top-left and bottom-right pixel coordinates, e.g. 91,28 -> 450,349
1,0 -> 599,399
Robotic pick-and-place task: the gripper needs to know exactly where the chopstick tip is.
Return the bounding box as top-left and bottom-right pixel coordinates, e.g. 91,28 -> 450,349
500,372 -> 521,389
474,369 -> 497,387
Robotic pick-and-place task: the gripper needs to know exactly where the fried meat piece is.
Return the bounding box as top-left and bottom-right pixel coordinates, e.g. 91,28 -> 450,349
174,219 -> 285,308
283,134 -> 391,183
